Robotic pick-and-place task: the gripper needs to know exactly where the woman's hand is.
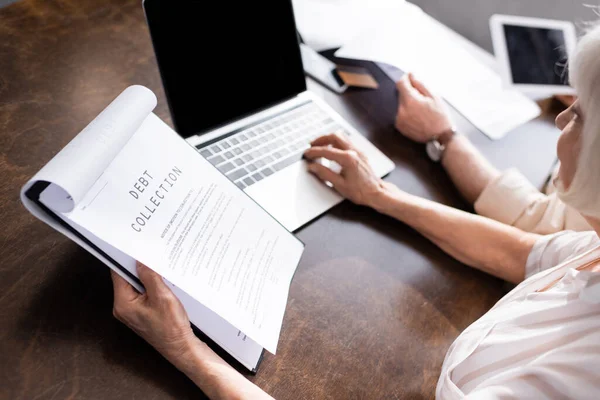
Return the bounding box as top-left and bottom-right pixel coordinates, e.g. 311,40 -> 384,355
395,72 -> 454,143
111,262 -> 198,369
111,263 -> 275,399
304,133 -> 387,208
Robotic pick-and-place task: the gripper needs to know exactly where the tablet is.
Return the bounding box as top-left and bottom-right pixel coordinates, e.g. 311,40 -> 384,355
490,14 -> 577,96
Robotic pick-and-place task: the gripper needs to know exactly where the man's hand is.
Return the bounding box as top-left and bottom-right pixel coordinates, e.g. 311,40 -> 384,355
111,262 -> 198,369
395,73 -> 454,143
304,133 -> 387,208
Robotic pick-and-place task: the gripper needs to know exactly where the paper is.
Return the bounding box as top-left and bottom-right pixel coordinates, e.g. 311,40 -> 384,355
65,217 -> 265,370
292,0 -> 406,51
29,86 -> 304,354
335,4 -> 541,140
35,86 -> 157,211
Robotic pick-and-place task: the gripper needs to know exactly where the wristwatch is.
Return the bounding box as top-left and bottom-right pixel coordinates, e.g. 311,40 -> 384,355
426,128 -> 457,162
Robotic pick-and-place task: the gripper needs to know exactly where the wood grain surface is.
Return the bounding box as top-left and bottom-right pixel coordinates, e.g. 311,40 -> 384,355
0,1 -> 562,399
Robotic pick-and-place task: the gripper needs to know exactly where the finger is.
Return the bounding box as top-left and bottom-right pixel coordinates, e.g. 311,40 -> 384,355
396,73 -> 422,101
136,262 -> 169,299
304,146 -> 353,167
408,73 -> 433,97
110,269 -> 139,303
310,133 -> 351,150
307,162 -> 344,187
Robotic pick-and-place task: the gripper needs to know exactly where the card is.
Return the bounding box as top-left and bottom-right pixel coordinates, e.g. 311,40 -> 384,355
336,65 -> 379,89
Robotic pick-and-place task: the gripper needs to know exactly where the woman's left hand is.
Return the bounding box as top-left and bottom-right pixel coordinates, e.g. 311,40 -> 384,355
304,133 -> 387,208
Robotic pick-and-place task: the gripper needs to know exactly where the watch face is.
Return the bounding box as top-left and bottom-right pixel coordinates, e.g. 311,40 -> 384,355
426,141 -> 443,162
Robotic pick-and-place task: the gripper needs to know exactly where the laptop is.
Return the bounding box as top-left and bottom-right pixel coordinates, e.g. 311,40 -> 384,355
143,0 -> 394,232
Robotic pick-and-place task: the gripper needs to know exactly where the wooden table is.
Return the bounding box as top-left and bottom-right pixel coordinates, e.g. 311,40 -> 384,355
0,1 -> 562,399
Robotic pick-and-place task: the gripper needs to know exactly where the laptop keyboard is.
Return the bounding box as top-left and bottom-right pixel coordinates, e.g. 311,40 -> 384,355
196,101 -> 347,190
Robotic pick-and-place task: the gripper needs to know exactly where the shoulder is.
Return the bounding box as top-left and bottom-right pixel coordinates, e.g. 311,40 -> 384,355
463,330 -> 600,399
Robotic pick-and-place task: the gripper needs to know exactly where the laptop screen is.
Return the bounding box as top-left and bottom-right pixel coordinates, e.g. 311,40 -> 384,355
144,0 -> 307,138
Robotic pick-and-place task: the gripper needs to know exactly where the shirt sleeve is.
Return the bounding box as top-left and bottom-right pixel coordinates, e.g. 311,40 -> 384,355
525,231 -> 600,279
474,168 -> 591,234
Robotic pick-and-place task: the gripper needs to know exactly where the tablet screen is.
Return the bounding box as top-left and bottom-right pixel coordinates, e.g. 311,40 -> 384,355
503,24 -> 569,85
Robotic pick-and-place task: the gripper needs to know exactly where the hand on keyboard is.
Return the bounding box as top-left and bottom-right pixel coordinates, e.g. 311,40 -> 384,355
197,102 -> 348,190
304,133 -> 385,208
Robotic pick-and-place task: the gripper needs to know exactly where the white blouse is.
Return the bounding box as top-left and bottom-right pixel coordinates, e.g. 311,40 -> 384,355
436,231 -> 600,399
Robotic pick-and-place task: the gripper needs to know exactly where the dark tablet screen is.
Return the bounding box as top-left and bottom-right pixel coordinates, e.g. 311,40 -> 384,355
503,24 -> 569,85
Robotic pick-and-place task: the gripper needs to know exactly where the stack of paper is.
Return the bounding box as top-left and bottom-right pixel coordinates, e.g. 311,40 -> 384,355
293,0 -> 407,51
21,86 -> 305,370
334,3 -> 541,140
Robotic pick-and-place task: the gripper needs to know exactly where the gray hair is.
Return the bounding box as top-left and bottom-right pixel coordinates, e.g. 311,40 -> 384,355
556,22 -> 600,220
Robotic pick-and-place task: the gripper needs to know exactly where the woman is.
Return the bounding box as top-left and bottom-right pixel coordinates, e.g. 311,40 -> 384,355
111,24 -> 600,399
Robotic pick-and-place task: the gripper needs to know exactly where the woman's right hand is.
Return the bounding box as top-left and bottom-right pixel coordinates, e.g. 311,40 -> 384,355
395,73 -> 454,143
304,133 -> 389,208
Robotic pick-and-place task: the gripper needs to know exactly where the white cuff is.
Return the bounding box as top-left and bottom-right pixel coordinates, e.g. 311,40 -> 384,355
475,168 -> 545,227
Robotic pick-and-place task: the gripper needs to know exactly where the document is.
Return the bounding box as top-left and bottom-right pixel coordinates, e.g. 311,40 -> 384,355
292,0 -> 406,51
22,86 -> 304,357
335,3 -> 541,140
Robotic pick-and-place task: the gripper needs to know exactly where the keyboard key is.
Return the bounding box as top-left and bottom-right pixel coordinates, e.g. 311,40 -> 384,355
199,148 -> 212,158
209,155 -> 225,165
258,147 -> 269,155
242,154 -> 253,162
271,152 -> 303,172
224,151 -> 234,159
233,147 -> 242,155
234,158 -> 244,166
280,148 -> 290,156
231,137 -> 240,145
247,130 -> 257,137
255,160 -> 265,168
243,177 -> 254,186
252,173 -> 263,182
241,144 -> 251,151
210,145 -> 222,153
263,155 -> 274,163
262,167 -> 274,177
293,142 -> 309,151
227,168 -> 248,181
218,162 -> 234,174
247,164 -> 257,172
239,133 -> 247,141
221,141 -> 231,149
256,135 -> 268,144
236,181 -> 246,190
250,150 -> 261,158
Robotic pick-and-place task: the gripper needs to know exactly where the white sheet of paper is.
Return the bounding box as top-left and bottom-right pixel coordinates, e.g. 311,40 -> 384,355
33,87 -> 303,354
335,4 -> 541,140
292,0 -> 406,51
61,115 -> 303,354
35,86 -> 157,211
